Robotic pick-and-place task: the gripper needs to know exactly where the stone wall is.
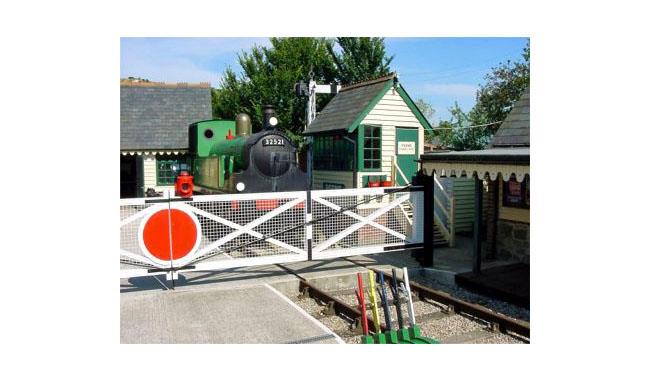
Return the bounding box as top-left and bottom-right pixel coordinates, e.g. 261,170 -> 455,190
496,219 -> 529,264
483,179 -> 498,259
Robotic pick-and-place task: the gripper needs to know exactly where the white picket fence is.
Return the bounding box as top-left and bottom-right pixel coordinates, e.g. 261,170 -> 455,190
120,186 -> 423,279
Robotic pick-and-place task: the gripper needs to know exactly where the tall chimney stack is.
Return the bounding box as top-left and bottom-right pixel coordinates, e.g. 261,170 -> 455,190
262,105 -> 277,130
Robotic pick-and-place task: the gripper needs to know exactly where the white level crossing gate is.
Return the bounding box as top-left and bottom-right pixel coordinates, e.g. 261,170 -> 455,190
120,186 -> 424,279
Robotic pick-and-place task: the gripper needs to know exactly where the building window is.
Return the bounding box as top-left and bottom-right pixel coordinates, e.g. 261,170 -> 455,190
362,125 -> 381,170
313,135 -> 354,171
156,156 -> 191,185
502,174 -> 529,209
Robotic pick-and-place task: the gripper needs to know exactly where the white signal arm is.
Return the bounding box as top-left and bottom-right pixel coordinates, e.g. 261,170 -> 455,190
306,79 -> 341,127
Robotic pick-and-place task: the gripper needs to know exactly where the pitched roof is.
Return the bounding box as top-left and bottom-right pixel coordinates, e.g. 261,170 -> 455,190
120,80 -> 212,151
303,74 -> 396,135
489,87 -> 530,147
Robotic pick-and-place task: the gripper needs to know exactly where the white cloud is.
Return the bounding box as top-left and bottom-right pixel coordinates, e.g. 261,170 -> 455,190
120,38 -> 271,86
418,83 -> 478,97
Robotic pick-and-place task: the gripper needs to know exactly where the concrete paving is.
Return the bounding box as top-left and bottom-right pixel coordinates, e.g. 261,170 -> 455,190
121,283 -> 343,344
120,236 -> 525,343
120,258 -> 371,296
120,251 -> 425,344
419,236 -> 519,286
120,264 -> 297,294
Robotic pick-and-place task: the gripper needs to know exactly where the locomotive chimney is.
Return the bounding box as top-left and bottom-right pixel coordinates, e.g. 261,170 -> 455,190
235,113 -> 252,137
262,105 -> 278,130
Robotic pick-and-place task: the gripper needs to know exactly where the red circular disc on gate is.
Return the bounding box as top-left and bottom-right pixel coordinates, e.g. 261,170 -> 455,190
142,209 -> 198,261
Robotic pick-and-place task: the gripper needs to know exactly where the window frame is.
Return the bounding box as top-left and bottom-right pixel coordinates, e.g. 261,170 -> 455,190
358,124 -> 382,171
313,134 -> 354,171
156,155 -> 191,186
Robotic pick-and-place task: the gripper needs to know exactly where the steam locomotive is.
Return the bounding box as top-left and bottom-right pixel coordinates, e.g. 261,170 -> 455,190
188,106 -> 308,194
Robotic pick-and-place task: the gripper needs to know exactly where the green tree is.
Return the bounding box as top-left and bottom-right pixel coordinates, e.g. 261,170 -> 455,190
415,98 -> 438,144
435,103 -> 491,151
472,40 -> 530,127
212,37 -> 337,144
327,37 -> 394,84
434,41 -> 530,150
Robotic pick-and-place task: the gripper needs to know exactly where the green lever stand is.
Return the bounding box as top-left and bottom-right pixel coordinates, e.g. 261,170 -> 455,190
360,325 -> 439,344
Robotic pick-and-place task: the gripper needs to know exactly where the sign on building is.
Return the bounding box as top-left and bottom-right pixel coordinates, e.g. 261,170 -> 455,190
398,141 -> 416,155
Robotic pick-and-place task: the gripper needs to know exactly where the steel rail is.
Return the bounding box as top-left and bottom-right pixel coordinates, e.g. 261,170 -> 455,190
275,264 -> 385,333
299,280 -> 385,334
277,261 -> 529,340
373,268 -> 530,338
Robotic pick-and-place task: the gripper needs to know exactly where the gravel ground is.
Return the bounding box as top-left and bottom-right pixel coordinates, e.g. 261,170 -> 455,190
334,292 -> 492,343
472,333 -> 523,344
419,314 -> 483,341
290,289 -> 526,344
291,296 -> 357,343
410,272 -> 530,322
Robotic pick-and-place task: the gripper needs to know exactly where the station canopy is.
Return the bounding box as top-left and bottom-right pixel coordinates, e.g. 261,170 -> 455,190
420,147 -> 529,182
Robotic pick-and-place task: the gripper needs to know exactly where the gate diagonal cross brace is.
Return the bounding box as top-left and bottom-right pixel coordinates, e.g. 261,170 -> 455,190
312,196 -> 406,241
313,194 -> 410,253
187,198 -> 307,258
120,207 -> 148,228
120,249 -> 161,268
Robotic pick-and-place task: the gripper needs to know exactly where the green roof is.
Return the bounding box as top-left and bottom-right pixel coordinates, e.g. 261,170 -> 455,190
304,73 -> 432,135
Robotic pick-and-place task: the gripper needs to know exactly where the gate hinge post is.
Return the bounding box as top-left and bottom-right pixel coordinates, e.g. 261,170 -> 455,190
306,190 -> 313,260
165,270 -> 178,290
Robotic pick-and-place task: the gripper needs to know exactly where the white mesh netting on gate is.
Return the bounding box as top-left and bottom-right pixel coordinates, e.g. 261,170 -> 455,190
310,187 -> 421,260
120,187 -> 422,277
183,193 -> 307,266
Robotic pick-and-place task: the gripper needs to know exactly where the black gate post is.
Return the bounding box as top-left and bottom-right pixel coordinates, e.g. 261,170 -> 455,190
473,174 -> 483,274
412,170 -> 434,267
423,172 -> 434,268
307,136 -> 313,191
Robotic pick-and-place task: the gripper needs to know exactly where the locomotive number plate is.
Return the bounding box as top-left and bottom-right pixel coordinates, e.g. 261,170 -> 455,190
262,138 -> 285,146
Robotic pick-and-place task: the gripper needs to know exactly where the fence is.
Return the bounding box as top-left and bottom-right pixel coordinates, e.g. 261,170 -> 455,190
120,186 -> 424,280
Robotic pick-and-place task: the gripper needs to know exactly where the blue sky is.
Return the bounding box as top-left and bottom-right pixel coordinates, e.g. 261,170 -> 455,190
121,37 -> 528,123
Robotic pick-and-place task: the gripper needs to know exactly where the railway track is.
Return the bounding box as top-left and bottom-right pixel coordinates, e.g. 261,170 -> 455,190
276,261 -> 530,344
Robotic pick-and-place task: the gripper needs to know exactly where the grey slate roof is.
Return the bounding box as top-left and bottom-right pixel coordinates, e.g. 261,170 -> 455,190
303,75 -> 394,135
489,88 -> 529,147
120,81 -> 212,151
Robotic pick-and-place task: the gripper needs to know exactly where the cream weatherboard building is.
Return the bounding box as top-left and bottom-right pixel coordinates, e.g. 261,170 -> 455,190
120,79 -> 212,198
304,73 -> 433,189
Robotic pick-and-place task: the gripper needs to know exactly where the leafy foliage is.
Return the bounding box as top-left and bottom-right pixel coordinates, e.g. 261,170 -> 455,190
212,38 -> 336,145
435,103 -> 491,150
433,40 -> 530,150
415,98 -> 439,144
473,40 -> 530,129
415,98 -> 435,124
327,37 -> 394,85
212,37 -> 395,146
